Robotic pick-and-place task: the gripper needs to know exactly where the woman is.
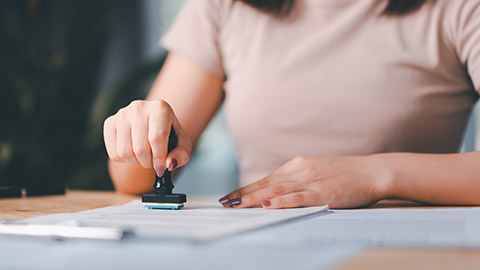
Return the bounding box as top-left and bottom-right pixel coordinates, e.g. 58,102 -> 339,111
103,0 -> 480,209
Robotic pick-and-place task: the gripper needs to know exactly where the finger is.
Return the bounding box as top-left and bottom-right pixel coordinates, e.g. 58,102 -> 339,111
148,111 -> 171,177
261,192 -> 318,209
219,174 -> 292,206
219,177 -> 273,205
131,116 -> 152,169
103,117 -> 119,161
166,116 -> 192,171
116,124 -> 138,164
233,182 -> 301,208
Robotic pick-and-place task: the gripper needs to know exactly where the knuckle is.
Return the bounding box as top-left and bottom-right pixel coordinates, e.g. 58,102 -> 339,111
153,99 -> 172,113
116,152 -> 127,160
133,143 -> 149,156
272,185 -> 285,196
129,100 -> 143,107
117,147 -> 132,160
285,156 -> 302,168
129,100 -> 145,115
110,154 -> 121,162
243,194 -> 253,204
286,156 -> 312,172
176,148 -> 191,163
116,108 -> 130,121
148,131 -> 168,144
276,197 -> 286,206
117,107 -> 126,116
293,193 -> 305,204
294,156 -> 307,164
152,99 -> 165,106
104,116 -> 114,128
259,178 -> 271,189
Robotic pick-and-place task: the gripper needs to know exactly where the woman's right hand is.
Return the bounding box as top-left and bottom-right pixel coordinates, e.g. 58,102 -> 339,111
103,99 -> 192,177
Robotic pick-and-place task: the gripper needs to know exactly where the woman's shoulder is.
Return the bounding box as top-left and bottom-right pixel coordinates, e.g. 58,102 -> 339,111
429,0 -> 480,42
434,0 -> 480,9
432,0 -> 480,91
432,0 -> 480,19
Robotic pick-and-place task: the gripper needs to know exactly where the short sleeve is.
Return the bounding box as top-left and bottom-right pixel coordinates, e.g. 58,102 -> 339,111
454,0 -> 480,91
161,0 -> 225,77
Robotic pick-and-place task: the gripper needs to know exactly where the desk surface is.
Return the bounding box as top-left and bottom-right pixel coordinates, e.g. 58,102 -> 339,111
1,190 -> 479,270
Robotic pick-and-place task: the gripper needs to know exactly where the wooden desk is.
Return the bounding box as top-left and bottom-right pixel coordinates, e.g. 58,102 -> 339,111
0,190 -> 138,221
1,190 -> 479,270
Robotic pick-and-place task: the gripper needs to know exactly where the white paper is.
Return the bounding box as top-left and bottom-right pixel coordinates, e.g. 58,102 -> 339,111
0,236 -> 365,270
229,207 -> 480,248
24,200 -> 328,241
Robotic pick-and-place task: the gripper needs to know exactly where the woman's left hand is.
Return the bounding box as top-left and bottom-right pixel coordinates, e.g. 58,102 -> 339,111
218,156 -> 389,209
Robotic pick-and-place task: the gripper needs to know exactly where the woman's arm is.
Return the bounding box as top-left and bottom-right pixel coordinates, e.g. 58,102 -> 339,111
373,151 -> 480,205
219,152 -> 480,209
106,53 -> 224,195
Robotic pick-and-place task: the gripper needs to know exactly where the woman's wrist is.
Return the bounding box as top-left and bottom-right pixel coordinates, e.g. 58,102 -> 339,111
365,153 -> 398,201
329,154 -> 397,204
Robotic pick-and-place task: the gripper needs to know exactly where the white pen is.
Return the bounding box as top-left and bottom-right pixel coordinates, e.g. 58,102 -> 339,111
0,222 -> 133,240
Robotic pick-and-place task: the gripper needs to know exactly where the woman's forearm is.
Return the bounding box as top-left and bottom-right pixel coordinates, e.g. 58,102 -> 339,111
373,152 -> 480,205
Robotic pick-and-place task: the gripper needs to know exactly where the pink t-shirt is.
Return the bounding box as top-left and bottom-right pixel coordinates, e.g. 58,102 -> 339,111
162,0 -> 480,187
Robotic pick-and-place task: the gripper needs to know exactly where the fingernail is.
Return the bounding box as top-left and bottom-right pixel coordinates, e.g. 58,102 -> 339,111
261,200 -> 271,207
230,198 -> 242,206
218,196 -> 230,204
154,164 -> 165,177
168,158 -> 178,171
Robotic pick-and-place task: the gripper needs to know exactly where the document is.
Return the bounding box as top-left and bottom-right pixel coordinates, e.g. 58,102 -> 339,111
24,200 -> 328,241
0,236 -> 364,270
7,203 -> 480,269
226,207 -> 480,248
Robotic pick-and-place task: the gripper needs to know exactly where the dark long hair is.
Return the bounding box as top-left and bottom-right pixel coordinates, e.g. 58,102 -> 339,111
238,0 -> 428,17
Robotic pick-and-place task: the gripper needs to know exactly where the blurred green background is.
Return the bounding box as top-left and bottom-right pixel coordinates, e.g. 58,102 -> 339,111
0,0 -> 238,194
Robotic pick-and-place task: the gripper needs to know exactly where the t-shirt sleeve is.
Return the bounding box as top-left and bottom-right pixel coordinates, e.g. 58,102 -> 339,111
161,0 -> 225,77
454,0 -> 480,91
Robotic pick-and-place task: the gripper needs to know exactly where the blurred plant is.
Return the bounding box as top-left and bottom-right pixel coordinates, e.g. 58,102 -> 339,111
0,0 -> 166,190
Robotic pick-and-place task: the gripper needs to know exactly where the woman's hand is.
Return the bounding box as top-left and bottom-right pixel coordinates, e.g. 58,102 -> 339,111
219,156 -> 389,209
103,99 -> 192,177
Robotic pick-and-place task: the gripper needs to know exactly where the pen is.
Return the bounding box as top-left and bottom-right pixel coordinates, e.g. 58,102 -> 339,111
0,222 -> 133,240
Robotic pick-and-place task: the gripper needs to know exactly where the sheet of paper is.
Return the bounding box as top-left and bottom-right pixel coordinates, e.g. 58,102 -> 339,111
24,200 -> 328,241
0,236 -> 365,270
226,207 -> 480,248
